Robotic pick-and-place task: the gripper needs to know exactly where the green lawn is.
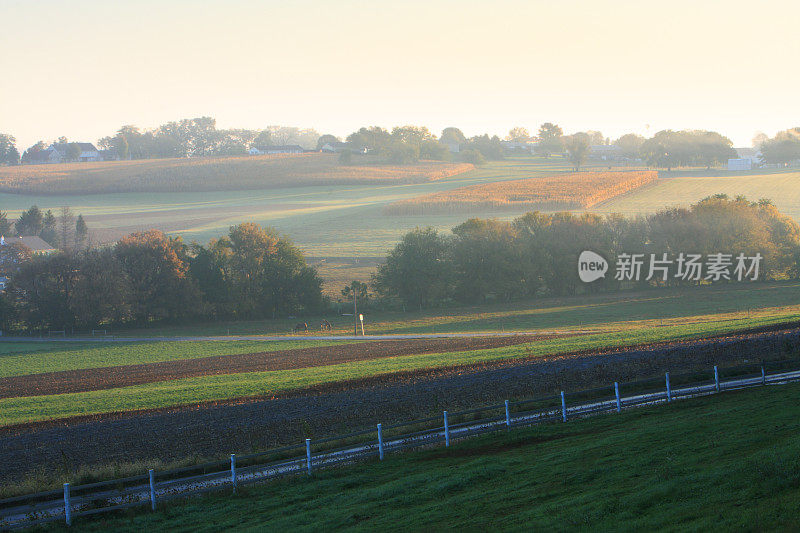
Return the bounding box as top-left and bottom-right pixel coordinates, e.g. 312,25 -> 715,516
2,309 -> 798,428
54,382 -> 800,532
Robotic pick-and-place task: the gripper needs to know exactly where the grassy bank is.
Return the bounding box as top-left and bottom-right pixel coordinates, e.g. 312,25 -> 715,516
50,382 -> 800,531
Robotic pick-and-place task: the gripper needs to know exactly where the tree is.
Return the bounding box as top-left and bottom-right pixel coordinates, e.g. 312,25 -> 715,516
0,211 -> 12,236
0,134 -> 18,165
458,148 -> 486,166
115,230 -> 202,322
386,141 -> 420,164
534,123 -> 563,157
373,228 -> 452,308
440,127 -> 466,145
316,134 -> 339,151
759,128 -> 800,166
15,206 -> 44,236
640,130 -> 736,169
40,210 -> 57,246
614,133 -> 645,159
563,133 -> 591,171
462,134 -> 504,160
66,143 -> 82,162
21,141 -> 47,164
506,127 -> 531,142
70,248 -> 133,326
75,215 -> 88,248
58,207 -> 75,251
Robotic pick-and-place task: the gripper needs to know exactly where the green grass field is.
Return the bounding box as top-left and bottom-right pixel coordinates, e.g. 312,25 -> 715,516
53,382 -> 800,532
2,282 -> 799,427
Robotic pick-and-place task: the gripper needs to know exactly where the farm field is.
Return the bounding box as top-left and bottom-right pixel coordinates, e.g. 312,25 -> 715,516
0,153 -> 473,194
53,382 -> 800,532
594,170 -> 800,220
384,171 -> 657,215
2,157 -> 799,294
2,282 -> 800,428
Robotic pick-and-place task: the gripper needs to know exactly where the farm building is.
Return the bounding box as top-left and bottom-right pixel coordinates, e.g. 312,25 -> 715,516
439,140 -> 461,153
320,141 -> 351,153
249,145 -> 305,155
590,145 -> 624,161
0,235 -> 57,254
728,158 -> 753,171
24,142 -> 102,164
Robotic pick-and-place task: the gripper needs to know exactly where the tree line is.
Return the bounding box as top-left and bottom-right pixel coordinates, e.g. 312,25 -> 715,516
4,121 -> 799,169
372,196 -> 800,308
0,206 -> 88,250
0,223 -> 324,332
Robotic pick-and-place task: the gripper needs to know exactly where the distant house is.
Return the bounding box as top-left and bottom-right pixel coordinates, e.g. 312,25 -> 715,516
590,145 -> 623,161
500,140 -> 535,153
320,142 -> 351,153
248,145 -> 305,155
439,140 -> 461,154
99,149 -> 120,161
0,235 -> 57,254
728,158 -> 753,171
26,143 -> 101,164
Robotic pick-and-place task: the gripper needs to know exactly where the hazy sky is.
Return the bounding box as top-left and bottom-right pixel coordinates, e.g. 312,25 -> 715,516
2,0 -> 798,150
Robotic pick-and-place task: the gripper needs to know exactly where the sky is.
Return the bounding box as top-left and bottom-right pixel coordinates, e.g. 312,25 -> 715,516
2,0 -> 799,150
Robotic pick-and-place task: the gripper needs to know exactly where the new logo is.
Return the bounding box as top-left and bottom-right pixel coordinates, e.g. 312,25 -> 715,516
578,251 -> 609,283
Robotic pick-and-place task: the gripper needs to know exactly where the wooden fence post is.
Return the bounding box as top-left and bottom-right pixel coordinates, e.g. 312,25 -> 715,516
714,366 -> 720,392
614,382 -> 621,413
505,400 -> 511,427
561,391 -> 567,422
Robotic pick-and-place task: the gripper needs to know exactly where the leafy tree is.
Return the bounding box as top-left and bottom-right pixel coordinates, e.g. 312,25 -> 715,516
450,218 -> 525,303
458,148 -> 486,166
640,130 -> 736,169
759,128 -> 800,166
386,141 -> 419,164
66,143 -> 82,162
21,141 -> 47,164
15,206 -> 44,236
373,228 -> 452,308
0,134 -> 18,165
70,248 -> 133,326
420,140 -> 450,161
614,133 -> 645,159
507,127 -> 531,142
347,126 -> 392,153
440,127 -> 466,145
534,123 -> 563,157
563,133 -> 591,171
316,134 -> 339,150
462,134 -> 504,160
115,230 -> 202,322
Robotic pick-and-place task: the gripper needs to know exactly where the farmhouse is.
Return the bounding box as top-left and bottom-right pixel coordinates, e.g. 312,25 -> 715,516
0,235 -> 57,254
248,145 -> 305,155
590,145 -> 623,161
25,143 -> 102,164
320,141 -> 351,153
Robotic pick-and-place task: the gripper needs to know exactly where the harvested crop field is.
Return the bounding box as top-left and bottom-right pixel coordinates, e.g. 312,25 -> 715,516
2,324 -> 799,486
0,153 -> 474,194
384,170 -> 657,215
0,335 -> 554,398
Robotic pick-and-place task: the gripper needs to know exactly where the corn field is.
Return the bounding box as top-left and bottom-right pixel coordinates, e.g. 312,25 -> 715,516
384,171 -> 658,215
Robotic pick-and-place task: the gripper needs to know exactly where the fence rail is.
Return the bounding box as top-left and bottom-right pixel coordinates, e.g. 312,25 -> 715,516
2,357 -> 800,529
